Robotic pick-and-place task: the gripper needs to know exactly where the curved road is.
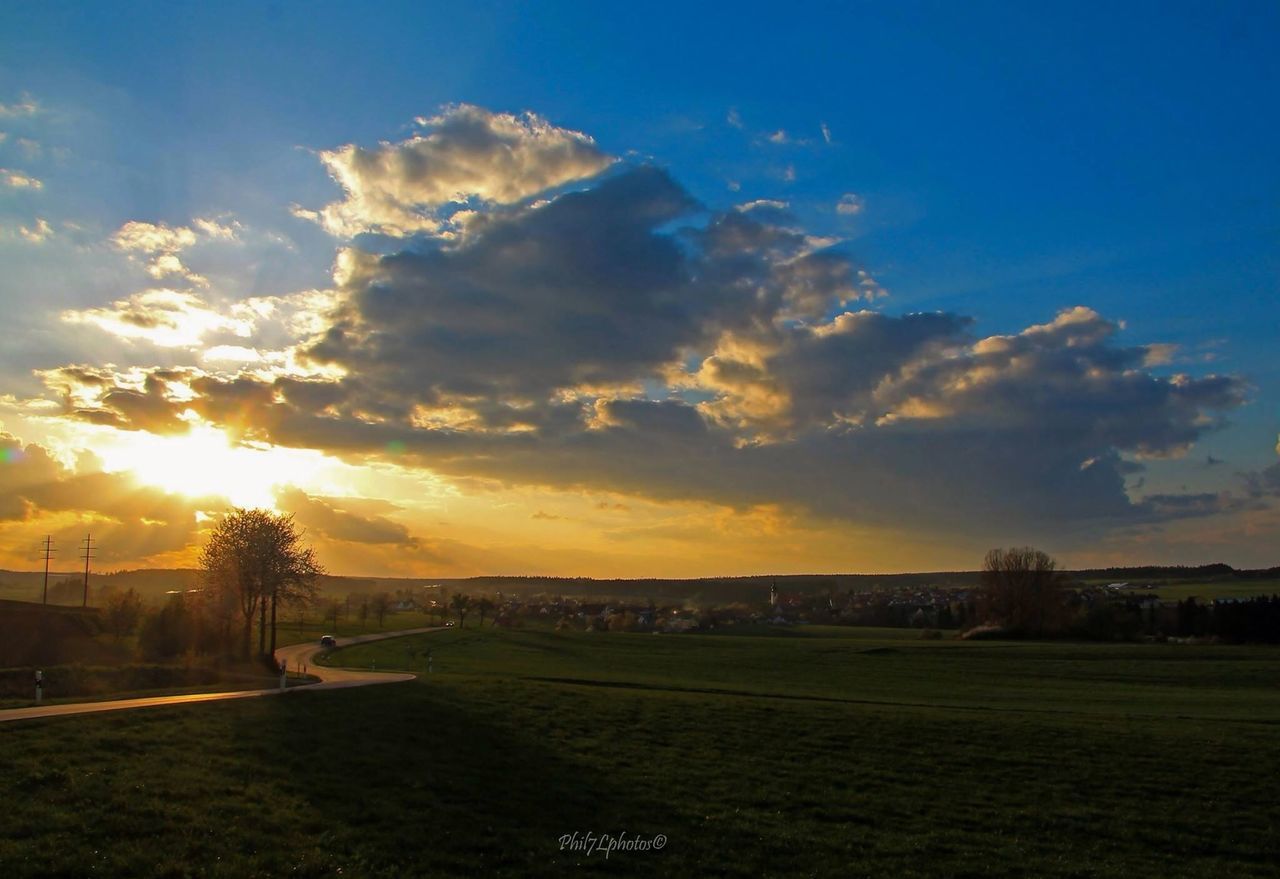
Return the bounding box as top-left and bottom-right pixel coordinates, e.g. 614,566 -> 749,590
0,627 -> 443,724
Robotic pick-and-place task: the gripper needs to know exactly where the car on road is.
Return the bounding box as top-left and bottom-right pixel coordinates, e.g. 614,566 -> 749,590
319,635 -> 337,648
445,621 -> 455,627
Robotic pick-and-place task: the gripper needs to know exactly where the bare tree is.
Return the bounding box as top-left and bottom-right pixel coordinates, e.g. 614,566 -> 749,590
978,546 -> 1065,636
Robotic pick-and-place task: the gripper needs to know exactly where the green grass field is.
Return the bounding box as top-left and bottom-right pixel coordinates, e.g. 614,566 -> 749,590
1,625 -> 1278,877
1108,578 -> 1280,601
274,610 -> 443,647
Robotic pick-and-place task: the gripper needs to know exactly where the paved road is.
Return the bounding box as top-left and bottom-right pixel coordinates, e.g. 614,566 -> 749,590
0,627 -> 444,724
275,626 -> 443,688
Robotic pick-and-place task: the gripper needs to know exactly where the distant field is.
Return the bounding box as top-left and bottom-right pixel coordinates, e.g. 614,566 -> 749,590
274,610 -> 443,647
327,623 -> 1280,722
1,626 -> 1277,877
1108,578 -> 1280,601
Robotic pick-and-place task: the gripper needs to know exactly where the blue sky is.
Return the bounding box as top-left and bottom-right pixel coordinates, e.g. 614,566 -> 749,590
0,2 -> 1277,573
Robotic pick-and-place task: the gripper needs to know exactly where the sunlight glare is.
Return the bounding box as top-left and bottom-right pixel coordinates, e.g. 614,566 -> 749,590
95,424 -> 333,508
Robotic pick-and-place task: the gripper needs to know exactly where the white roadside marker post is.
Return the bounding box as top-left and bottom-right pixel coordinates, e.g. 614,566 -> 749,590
35,669 -> 42,703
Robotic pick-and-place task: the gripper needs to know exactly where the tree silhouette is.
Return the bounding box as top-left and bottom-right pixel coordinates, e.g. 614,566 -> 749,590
450,593 -> 471,628
978,546 -> 1064,637
200,508 -> 322,658
103,587 -> 143,640
371,592 -> 392,627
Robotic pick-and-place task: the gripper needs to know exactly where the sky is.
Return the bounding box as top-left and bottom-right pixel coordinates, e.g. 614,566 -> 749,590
0,1 -> 1277,577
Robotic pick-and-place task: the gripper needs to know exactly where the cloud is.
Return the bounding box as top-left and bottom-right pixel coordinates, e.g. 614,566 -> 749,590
2,169 -> 42,189
111,221 -> 198,253
108,218 -> 239,284
836,193 -> 864,215
690,310 -> 972,437
1240,437 -> 1280,499
290,167 -> 870,433
61,289 -> 257,348
735,198 -> 790,214
37,365 -> 198,434
1143,342 -> 1179,366
820,122 -> 833,144
0,432 -> 430,571
1243,463 -> 1280,499
192,217 -> 239,240
297,104 -> 616,238
18,218 -> 52,242
726,108 -> 744,129
0,95 -> 39,117
16,137 -> 42,159
25,107 -> 1257,548
0,432 -> 217,564
872,307 -> 1247,458
49,285 -> 342,402
274,486 -> 415,545
756,128 -> 815,148
62,301 -> 1246,542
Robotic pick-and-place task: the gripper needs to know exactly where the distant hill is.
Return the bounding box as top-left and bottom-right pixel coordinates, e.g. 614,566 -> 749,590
0,597 -> 106,666
0,568 -> 198,605
1071,563 -> 1280,583
1,563 -> 1274,607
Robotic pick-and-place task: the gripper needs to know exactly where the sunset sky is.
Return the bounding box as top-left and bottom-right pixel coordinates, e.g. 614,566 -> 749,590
1,2 -> 1277,577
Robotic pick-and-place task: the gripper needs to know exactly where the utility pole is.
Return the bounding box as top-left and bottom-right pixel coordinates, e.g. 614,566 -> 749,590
40,536 -> 55,605
80,533 -> 96,607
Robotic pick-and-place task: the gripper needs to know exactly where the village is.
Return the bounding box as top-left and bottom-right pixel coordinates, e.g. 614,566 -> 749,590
364,579 -> 1225,639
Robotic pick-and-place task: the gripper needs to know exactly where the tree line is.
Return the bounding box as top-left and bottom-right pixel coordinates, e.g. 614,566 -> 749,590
103,509 -> 323,663
1172,595 -> 1280,643
973,547 -> 1280,643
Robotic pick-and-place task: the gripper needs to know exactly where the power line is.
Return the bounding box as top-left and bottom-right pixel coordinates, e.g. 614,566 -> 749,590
81,533 -> 97,608
40,536 -> 55,605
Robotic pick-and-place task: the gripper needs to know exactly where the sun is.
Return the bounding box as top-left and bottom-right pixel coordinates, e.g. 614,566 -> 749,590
94,423 -> 332,508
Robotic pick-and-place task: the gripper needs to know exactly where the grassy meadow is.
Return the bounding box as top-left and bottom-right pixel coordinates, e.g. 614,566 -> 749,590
1,624 -> 1278,877
273,609 -> 442,648
1108,578 -> 1280,602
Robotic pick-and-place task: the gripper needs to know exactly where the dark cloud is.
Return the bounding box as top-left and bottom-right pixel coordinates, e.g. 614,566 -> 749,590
870,307 -> 1247,457
40,366 -> 191,435
298,166 -> 872,434
693,310 -> 971,436
274,486 -> 415,546
32,135 -> 1257,545
304,167 -> 700,413
1242,461 -> 1280,499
